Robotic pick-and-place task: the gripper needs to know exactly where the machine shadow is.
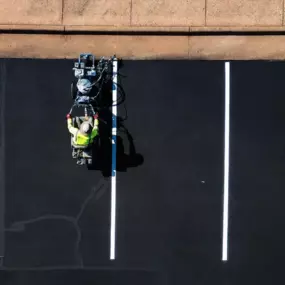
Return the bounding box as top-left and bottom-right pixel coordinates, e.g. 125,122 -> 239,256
87,65 -> 144,177
88,112 -> 144,177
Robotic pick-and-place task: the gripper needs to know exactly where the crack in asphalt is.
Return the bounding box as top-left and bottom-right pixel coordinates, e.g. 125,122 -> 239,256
4,177 -> 109,269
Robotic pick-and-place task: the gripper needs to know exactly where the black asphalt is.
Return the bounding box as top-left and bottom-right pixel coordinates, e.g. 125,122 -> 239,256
1,59 -> 285,285
115,61 -> 225,284
1,59 -> 111,269
229,61 -> 285,283
0,60 -> 5,259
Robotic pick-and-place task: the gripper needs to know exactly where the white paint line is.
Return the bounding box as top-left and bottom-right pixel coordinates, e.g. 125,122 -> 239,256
110,175 -> 116,260
222,61 -> 230,262
110,58 -> 118,260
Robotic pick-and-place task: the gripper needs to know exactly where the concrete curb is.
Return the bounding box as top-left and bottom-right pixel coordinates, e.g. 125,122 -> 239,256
1,34 -> 285,60
0,25 -> 64,31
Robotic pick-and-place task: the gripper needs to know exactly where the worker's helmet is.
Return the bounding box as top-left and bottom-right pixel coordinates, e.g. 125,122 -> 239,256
77,79 -> 92,94
80,121 -> 91,135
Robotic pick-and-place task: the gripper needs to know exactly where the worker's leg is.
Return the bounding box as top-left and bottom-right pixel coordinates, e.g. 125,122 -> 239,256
77,158 -> 85,165
71,138 -> 78,158
72,147 -> 78,158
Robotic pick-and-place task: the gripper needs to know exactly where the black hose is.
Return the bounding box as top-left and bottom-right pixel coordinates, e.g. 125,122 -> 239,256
70,58 -> 128,121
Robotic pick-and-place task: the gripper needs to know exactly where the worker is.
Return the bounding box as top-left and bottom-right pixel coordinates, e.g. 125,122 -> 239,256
66,113 -> 99,148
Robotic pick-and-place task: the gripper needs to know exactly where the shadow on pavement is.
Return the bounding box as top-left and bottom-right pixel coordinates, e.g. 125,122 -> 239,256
87,64 -> 144,177
87,111 -> 144,177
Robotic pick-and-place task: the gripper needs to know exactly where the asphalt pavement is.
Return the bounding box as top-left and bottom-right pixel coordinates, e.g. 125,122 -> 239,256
228,61 -> 285,283
116,60 -> 225,284
1,59 -> 285,285
1,59 -> 111,268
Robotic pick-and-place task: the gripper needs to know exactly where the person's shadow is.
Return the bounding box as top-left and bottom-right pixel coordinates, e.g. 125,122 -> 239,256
88,111 -> 144,177
87,60 -> 144,177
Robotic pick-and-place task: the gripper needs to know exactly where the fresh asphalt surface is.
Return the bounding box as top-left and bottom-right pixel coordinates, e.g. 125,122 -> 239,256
1,59 -> 111,268
116,61 -> 224,284
0,59 -> 285,284
229,62 -> 285,281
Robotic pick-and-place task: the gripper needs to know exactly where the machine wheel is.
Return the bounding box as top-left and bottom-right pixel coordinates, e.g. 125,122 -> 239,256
71,82 -> 77,99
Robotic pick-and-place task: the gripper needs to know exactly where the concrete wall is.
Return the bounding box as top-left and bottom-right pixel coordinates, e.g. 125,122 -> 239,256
0,0 -> 284,30
1,0 -> 285,59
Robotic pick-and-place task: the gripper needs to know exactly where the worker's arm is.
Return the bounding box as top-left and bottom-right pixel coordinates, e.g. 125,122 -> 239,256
91,117 -> 99,138
93,118 -> 99,130
67,117 -> 78,136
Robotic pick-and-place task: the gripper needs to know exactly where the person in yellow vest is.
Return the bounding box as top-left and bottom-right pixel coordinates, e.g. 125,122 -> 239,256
66,113 -> 99,150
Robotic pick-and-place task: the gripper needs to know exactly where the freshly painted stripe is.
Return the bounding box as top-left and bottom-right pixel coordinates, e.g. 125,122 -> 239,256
110,58 -> 118,260
222,61 -> 230,262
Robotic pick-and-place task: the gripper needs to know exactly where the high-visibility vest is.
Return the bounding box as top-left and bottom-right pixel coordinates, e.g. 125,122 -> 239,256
73,129 -> 98,146
67,118 -> 98,146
